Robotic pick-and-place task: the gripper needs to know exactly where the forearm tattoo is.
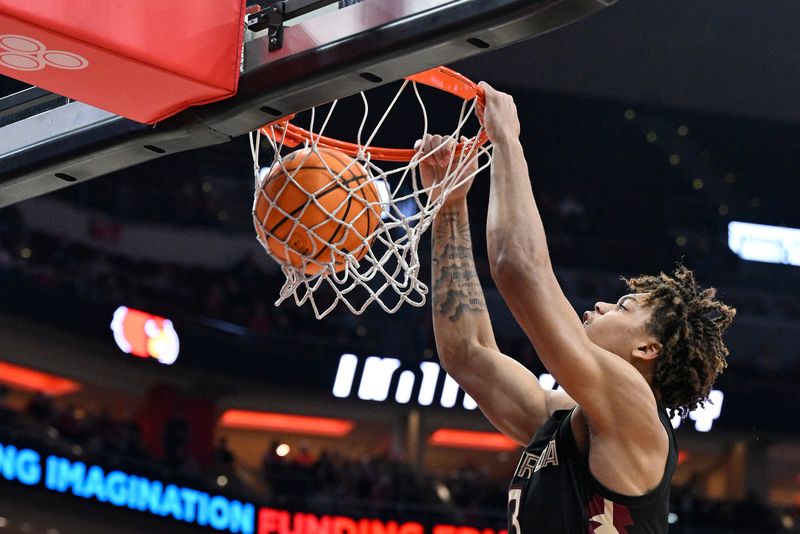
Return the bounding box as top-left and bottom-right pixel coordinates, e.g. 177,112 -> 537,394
432,211 -> 487,322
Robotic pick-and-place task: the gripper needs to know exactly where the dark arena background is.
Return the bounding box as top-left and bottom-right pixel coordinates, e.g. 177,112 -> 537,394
2,1 -> 800,533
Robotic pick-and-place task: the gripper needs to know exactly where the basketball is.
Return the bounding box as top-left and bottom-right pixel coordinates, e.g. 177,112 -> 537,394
253,147 -> 381,275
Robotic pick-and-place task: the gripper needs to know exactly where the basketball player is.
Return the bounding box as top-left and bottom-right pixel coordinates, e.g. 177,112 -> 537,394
418,82 -> 735,532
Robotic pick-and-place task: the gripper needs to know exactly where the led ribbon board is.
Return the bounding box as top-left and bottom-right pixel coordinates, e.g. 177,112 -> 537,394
257,508 -> 507,534
333,355 -> 724,431
728,221 -> 800,266
332,354 -> 478,410
0,442 -> 255,534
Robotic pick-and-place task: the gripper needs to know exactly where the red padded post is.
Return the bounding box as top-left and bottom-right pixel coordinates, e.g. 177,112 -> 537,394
0,0 -> 246,124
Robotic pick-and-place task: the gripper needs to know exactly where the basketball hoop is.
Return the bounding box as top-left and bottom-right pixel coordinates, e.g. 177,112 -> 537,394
250,66 -> 491,319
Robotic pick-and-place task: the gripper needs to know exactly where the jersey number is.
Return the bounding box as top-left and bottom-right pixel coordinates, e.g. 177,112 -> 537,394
508,488 -> 522,534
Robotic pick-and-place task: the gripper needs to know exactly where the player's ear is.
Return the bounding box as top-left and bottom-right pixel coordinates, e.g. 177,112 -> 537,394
633,340 -> 661,361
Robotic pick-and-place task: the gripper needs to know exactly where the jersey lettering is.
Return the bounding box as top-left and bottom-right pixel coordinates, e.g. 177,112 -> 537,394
508,488 -> 522,534
514,452 -> 538,479
509,409 -> 673,533
514,440 -> 559,480
533,440 -> 558,472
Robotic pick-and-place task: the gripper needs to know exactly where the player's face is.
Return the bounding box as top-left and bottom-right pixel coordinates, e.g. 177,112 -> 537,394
582,293 -> 656,362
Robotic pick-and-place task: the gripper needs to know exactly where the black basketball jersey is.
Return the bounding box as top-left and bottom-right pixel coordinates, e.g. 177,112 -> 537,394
507,406 -> 677,533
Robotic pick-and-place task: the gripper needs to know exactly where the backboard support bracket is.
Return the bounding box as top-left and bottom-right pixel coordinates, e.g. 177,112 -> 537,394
246,2 -> 285,49
246,0 -> 342,49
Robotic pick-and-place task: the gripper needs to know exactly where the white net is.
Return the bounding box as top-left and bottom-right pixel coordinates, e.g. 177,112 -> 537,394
250,76 -> 492,319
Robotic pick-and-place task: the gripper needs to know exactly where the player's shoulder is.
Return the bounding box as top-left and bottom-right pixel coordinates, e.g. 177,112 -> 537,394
573,398 -> 671,495
544,389 -> 577,418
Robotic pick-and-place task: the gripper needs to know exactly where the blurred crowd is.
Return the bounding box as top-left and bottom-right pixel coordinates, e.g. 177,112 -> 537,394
3,388 -> 149,466
258,444 -> 508,526
0,385 -> 792,532
2,196 -> 800,359
0,385 -> 506,524
0,203 -> 308,334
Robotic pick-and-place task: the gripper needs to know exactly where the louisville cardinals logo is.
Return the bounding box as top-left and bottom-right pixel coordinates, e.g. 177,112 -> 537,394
0,34 -> 88,72
110,307 -> 180,365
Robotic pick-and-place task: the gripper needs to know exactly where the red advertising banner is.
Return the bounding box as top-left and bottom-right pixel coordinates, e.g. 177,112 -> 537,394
258,508 -> 507,534
0,0 -> 245,123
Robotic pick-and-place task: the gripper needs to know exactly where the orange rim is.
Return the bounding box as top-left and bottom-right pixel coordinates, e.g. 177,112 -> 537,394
258,66 -> 487,162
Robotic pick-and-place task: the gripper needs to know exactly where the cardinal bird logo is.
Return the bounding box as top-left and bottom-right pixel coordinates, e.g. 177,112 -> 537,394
111,307 -> 180,365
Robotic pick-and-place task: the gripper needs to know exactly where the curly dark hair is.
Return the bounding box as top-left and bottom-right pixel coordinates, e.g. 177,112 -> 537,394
624,265 -> 736,418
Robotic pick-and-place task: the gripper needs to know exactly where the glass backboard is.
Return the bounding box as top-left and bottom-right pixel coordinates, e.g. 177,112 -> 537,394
0,0 -> 615,207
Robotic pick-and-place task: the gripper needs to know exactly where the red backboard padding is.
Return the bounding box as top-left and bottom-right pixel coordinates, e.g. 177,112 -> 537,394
0,1 -> 246,124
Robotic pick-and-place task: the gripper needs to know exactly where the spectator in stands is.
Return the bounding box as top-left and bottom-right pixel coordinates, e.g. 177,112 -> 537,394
54,403 -> 82,442
163,409 -> 190,468
118,410 -> 147,459
25,391 -> 54,424
214,437 -> 235,472
293,444 -> 315,466
0,385 -> 14,425
247,303 -> 273,334
556,186 -> 587,233
261,439 -> 285,480
0,238 -> 11,268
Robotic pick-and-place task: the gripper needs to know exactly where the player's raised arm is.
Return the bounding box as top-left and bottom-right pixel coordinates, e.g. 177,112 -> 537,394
478,83 -> 663,438
419,135 -> 574,445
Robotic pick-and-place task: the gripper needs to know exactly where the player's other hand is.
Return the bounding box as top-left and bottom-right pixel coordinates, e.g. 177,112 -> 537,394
477,81 -> 520,145
415,134 -> 478,204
